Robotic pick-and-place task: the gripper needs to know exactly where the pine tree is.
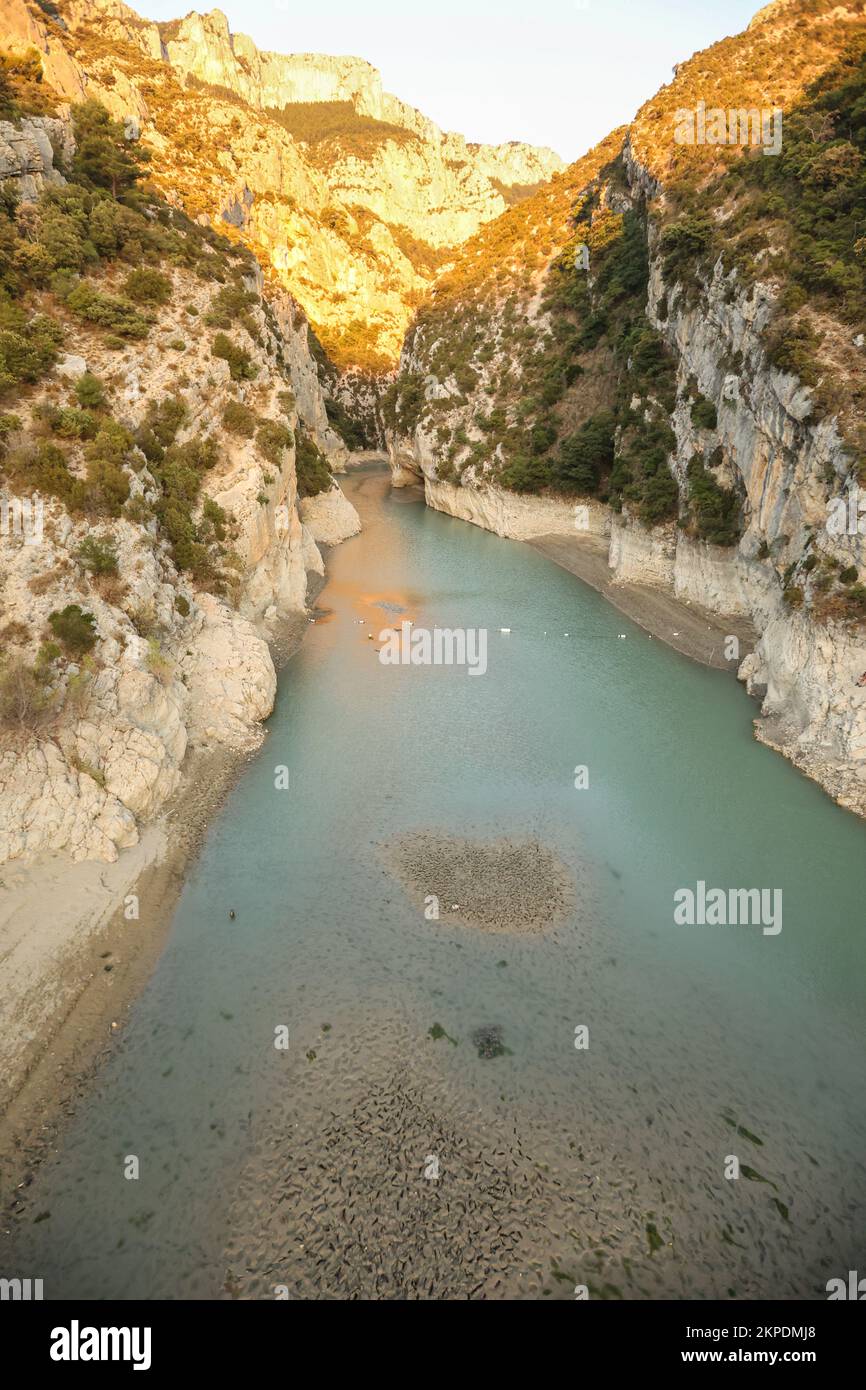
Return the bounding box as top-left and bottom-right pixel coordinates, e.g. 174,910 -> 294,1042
71,101 -> 150,201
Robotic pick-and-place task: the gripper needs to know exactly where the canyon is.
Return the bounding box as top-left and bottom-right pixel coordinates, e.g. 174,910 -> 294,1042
385,0 -> 866,818
0,0 -> 562,365
2,0 -> 866,1302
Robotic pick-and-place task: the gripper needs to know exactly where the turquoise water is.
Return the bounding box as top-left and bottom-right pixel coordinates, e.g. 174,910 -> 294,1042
5,466 -> 866,1299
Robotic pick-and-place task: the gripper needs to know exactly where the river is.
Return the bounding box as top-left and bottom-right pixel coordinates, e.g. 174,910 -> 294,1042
5,465 -> 866,1299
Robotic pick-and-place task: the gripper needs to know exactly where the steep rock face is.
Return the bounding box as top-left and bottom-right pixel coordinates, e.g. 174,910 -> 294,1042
643,229 -> 866,808
157,8 -> 561,180
389,230 -> 866,812
385,3 -> 866,815
0,0 -> 562,366
0,129 -> 358,864
0,114 -> 71,197
298,485 -> 362,546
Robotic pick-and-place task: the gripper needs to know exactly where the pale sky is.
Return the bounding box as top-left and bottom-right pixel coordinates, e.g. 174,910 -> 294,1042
137,0 -> 764,161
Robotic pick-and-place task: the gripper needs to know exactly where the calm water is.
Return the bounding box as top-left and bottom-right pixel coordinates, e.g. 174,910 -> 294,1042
5,466 -> 866,1299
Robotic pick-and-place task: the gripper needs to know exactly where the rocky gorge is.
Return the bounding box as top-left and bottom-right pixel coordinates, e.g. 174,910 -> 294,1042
385,0 -> 866,818
2,0 -> 866,1298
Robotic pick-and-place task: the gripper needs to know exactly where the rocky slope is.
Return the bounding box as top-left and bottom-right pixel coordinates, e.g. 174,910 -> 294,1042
386,0 -> 866,815
0,106 -> 359,865
0,0 -> 562,368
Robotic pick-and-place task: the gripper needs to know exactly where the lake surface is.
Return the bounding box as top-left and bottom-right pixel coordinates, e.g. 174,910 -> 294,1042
6,465 -> 866,1299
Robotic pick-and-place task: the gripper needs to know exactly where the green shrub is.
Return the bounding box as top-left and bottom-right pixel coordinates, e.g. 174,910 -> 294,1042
201,497 -> 227,541
66,281 -> 150,339
222,399 -> 257,437
295,433 -> 332,497
256,419 -> 293,464
555,412 -> 616,493
686,456 -> 740,545
212,332 -> 257,381
659,213 -> 715,284
77,534 -> 119,576
0,410 -> 21,448
48,604 -> 97,655
640,466 -> 680,524
74,371 -> 106,409
122,268 -> 172,305
766,320 -> 822,386
691,395 -> 718,431
500,453 -> 554,493
0,293 -> 63,391
40,405 -> 99,440
205,282 -> 259,332
84,454 -> 130,515
4,440 -> 84,509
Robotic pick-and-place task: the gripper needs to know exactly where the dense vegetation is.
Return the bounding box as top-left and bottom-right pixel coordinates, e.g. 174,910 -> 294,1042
658,35 -> 866,441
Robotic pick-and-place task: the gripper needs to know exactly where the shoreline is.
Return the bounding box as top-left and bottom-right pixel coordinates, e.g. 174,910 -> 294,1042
0,594 -> 321,1215
526,532 -> 756,672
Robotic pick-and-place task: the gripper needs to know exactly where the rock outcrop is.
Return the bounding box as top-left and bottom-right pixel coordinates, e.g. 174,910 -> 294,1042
385,1 -> 866,816
0,0 -> 562,366
0,118 -> 359,864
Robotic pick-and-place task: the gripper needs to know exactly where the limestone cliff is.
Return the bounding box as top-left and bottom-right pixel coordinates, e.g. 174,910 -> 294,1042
0,0 -> 562,367
0,110 -> 359,864
386,1 -> 866,815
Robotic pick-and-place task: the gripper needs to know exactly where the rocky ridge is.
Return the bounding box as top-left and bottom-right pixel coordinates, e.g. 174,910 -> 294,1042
0,0 -> 563,367
385,1 -> 866,815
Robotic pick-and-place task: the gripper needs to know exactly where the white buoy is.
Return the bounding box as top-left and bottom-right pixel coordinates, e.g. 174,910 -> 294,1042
500,627 -> 511,634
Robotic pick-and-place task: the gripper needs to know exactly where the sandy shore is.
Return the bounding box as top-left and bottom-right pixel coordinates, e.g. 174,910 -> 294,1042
528,532 -> 756,671
0,601 -> 317,1213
